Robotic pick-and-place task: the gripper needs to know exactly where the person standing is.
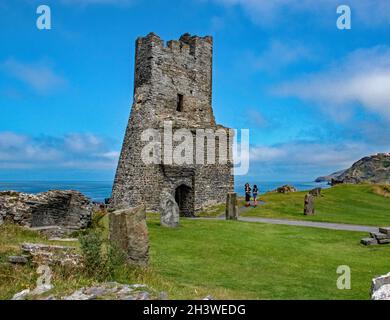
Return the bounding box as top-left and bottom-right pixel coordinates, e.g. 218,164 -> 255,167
252,185 -> 259,207
245,183 -> 251,207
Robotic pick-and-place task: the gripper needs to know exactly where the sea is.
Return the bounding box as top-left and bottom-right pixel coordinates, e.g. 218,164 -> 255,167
0,180 -> 330,202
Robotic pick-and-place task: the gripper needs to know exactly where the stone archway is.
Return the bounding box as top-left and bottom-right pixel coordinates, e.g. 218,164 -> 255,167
174,184 -> 194,217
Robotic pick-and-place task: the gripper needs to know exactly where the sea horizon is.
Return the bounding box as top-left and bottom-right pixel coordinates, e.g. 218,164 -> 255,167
0,180 -> 330,202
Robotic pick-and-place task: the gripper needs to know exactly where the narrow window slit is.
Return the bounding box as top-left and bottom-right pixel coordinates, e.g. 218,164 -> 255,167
177,94 -> 184,112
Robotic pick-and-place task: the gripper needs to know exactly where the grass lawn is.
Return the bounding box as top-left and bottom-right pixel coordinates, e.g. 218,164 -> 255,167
149,219 -> 390,299
241,184 -> 390,227
1,210 -> 390,300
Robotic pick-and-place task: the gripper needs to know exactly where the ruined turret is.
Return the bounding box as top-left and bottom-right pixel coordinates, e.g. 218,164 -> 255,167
111,33 -> 234,215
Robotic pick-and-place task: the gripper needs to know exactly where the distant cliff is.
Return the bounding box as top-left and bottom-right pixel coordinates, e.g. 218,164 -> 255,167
315,153 -> 390,185
315,170 -> 346,183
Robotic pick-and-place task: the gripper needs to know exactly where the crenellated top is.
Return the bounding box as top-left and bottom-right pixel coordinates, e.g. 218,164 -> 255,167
135,32 -> 213,57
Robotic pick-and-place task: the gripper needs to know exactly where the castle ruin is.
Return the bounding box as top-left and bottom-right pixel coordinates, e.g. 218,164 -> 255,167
111,33 -> 234,216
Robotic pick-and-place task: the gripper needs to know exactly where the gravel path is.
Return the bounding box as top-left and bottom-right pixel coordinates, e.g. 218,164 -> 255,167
235,216 -> 377,232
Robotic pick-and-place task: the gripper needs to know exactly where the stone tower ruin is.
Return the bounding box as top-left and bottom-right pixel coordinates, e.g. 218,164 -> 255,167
111,33 -> 234,216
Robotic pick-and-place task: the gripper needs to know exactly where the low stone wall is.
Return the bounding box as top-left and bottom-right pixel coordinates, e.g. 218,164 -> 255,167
0,190 -> 92,230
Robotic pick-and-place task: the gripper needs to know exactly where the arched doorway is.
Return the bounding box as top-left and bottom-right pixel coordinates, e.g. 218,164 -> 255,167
174,184 -> 194,217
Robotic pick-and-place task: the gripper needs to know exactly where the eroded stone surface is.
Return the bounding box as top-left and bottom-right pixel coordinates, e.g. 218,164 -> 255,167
372,272 -> 390,300
11,282 -> 160,301
225,193 -> 238,220
0,190 -> 92,231
304,194 -> 315,216
160,191 -> 180,228
309,188 -> 322,197
21,243 -> 82,266
110,33 -> 234,216
8,255 -> 28,264
109,205 -> 149,266
362,227 -> 390,246
274,185 -> 297,194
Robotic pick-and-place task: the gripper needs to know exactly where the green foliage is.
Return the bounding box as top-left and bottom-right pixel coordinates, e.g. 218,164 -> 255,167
78,229 -> 129,281
382,160 -> 390,168
91,209 -> 107,229
79,230 -> 105,278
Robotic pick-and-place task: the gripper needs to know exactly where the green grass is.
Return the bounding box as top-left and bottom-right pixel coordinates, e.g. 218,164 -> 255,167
2,190 -> 390,300
149,218 -> 390,299
241,184 -> 390,227
197,203 -> 225,217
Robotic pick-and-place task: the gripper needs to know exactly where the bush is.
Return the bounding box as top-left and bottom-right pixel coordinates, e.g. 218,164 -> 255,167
78,229 -> 128,281
79,230 -> 106,279
91,209 -> 107,230
372,185 -> 390,198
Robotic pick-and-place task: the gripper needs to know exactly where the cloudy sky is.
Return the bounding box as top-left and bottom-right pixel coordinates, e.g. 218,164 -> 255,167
0,0 -> 389,182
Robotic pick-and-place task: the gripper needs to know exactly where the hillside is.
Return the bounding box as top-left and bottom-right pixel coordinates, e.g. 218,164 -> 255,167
241,184 -> 390,226
315,153 -> 390,185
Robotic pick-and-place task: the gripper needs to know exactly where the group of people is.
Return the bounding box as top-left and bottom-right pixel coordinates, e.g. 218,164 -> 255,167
244,183 -> 259,207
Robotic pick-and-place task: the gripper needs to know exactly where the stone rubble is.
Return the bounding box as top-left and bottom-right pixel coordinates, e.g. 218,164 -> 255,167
371,272 -> 390,300
361,227 -> 390,246
8,255 -> 29,265
273,185 -> 297,194
0,190 -> 92,234
21,242 -> 82,266
12,282 -> 160,300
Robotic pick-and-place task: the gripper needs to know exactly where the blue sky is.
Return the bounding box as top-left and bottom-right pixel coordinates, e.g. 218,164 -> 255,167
0,0 -> 389,182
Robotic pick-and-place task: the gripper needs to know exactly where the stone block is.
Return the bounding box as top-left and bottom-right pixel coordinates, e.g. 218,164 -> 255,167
370,232 -> 389,240
225,193 -> 238,220
160,192 -> 180,228
109,205 -> 149,266
309,187 -> 322,197
361,237 -> 378,246
304,194 -> 315,215
21,243 -> 81,266
8,255 -> 28,264
379,227 -> 390,236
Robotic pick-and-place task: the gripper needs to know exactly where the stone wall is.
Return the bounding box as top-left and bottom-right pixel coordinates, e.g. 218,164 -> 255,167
0,190 -> 92,229
111,33 -> 234,214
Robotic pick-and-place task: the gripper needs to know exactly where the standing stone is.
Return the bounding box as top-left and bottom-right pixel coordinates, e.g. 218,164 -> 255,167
225,193 -> 238,220
304,194 -> 315,215
109,205 -> 149,266
160,192 -> 180,228
309,187 -> 322,197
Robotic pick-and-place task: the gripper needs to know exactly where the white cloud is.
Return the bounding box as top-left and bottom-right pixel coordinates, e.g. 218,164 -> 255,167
273,46 -> 390,123
247,40 -> 315,72
211,0 -> 390,26
247,141 -> 387,171
0,132 -> 119,170
2,59 -> 67,95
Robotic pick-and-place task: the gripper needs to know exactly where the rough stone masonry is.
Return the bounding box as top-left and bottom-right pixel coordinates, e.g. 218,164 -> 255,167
0,190 -> 92,230
111,33 -> 234,216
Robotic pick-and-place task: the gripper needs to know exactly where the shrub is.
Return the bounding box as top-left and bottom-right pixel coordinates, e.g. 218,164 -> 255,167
79,230 -> 106,279
372,185 -> 390,198
78,229 -> 129,281
91,209 -> 107,230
